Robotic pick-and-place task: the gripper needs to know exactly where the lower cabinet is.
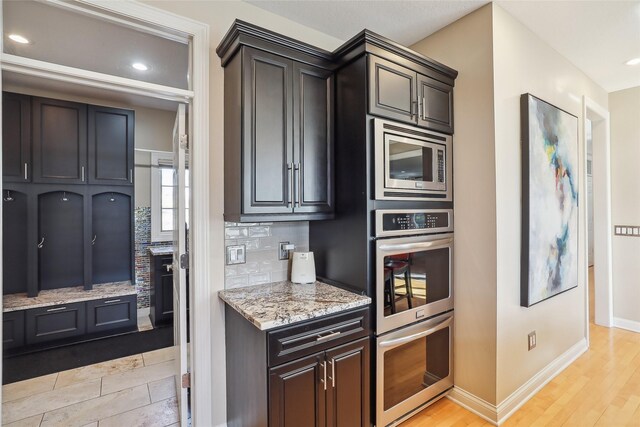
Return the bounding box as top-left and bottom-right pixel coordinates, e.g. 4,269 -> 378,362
150,254 -> 174,326
86,295 -> 137,334
25,302 -> 86,345
3,311 -> 25,349
225,305 -> 371,427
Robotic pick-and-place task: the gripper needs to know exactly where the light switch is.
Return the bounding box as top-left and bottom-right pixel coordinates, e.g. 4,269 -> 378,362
226,244 -> 246,265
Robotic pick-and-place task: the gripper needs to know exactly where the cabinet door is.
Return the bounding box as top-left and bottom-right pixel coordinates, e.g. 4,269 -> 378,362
86,295 -> 137,334
3,190 -> 28,295
92,192 -> 132,284
3,311 -> 25,350
242,47 -> 294,215
326,337 -> 370,427
25,302 -> 86,345
292,63 -> 333,215
88,106 -> 134,186
151,255 -> 174,326
417,74 -> 454,134
38,191 -> 85,290
2,92 -> 31,183
269,352 -> 326,427
32,97 -> 87,184
368,55 -> 417,125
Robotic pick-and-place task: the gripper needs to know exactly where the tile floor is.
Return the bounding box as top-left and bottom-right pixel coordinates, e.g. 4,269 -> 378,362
2,346 -> 179,427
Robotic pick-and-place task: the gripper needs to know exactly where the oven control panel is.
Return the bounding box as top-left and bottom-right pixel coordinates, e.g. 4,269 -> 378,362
376,209 -> 453,237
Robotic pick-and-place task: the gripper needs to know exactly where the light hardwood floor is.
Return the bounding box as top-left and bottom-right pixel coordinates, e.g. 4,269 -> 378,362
403,267 -> 640,426
2,346 -> 179,427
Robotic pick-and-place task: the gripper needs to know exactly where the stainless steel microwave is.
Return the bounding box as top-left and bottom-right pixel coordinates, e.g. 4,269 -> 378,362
374,118 -> 452,201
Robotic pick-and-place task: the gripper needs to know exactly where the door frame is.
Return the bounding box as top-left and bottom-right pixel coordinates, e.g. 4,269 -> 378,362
582,96 -> 613,343
0,1 -> 213,425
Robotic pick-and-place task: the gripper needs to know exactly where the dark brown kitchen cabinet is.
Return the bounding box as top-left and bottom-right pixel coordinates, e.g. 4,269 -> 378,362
32,97 -> 88,184
2,92 -> 31,183
150,254 -> 174,326
225,305 -> 370,427
88,106 -> 134,186
269,352 -> 326,427
368,55 -> 454,134
220,37 -> 334,222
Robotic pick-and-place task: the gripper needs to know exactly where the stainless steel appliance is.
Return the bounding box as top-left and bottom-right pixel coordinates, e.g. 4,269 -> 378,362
376,312 -> 453,426
375,209 -> 453,334
374,118 -> 452,201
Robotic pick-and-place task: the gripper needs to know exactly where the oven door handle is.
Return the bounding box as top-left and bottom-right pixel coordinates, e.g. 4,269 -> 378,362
379,316 -> 453,349
378,237 -> 453,252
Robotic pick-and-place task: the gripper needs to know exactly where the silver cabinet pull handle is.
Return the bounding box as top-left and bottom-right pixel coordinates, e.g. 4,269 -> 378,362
378,237 -> 453,252
316,331 -> 341,342
37,237 -> 45,248
165,264 -> 173,272
104,299 -> 121,304
287,163 -> 293,207
321,360 -> 327,391
294,163 -> 301,208
81,166 -> 85,182
92,235 -> 97,245
130,169 -> 133,183
47,306 -> 67,312
24,163 -> 28,180
330,359 -> 335,388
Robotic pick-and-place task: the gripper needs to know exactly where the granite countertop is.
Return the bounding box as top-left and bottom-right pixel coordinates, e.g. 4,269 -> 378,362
149,246 -> 174,256
3,281 -> 136,312
218,281 -> 371,330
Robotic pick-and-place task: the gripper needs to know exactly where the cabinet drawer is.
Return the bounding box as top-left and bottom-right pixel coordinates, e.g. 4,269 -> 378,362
3,310 -> 25,349
26,302 -> 85,345
268,307 -> 370,367
86,295 -> 137,334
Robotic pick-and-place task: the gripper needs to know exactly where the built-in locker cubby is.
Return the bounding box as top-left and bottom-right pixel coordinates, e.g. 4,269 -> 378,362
3,190 -> 28,295
38,191 -> 85,291
92,191 -> 133,285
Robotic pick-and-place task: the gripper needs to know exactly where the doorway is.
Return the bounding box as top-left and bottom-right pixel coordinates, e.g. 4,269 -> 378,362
0,1 -> 211,425
582,96 -> 613,342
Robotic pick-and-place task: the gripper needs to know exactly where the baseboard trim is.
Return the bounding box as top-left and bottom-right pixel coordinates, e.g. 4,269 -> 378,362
447,337 -> 588,425
613,317 -> 640,333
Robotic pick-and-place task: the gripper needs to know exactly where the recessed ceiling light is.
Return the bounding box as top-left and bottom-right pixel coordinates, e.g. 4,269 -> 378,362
132,62 -> 149,71
625,57 -> 640,66
8,34 -> 30,44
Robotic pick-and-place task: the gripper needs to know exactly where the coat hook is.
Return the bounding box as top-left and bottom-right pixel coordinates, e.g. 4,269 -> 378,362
92,235 -> 97,245
61,192 -> 68,202
3,190 -> 14,202
109,193 -> 116,202
37,237 -> 45,249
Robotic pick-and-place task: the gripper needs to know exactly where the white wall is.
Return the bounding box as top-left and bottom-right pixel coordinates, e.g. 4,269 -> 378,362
140,2 -> 344,424
411,3 -> 499,405
609,86 -> 640,328
491,4 -> 608,403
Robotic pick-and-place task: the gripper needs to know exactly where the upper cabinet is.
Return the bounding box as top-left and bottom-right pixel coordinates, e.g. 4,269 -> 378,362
32,97 -> 88,185
219,24 -> 335,222
2,92 -> 31,183
88,106 -> 134,186
368,55 -> 454,134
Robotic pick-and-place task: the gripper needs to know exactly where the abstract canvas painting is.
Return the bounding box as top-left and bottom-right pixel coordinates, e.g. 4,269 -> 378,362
521,94 -> 579,307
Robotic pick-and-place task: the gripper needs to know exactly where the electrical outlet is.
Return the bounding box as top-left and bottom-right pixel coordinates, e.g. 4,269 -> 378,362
226,244 -> 246,265
279,241 -> 294,260
528,331 -> 537,351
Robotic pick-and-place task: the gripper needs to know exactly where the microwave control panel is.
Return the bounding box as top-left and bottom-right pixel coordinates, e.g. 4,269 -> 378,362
377,209 -> 453,237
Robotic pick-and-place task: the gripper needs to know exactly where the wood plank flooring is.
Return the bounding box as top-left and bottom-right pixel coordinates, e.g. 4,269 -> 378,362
403,268 -> 640,426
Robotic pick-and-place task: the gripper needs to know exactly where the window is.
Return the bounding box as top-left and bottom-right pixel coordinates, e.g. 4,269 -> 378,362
151,152 -> 190,242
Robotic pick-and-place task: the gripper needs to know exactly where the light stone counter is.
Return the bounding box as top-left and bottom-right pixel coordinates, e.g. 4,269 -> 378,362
3,281 -> 136,312
218,280 -> 371,330
148,246 -> 174,256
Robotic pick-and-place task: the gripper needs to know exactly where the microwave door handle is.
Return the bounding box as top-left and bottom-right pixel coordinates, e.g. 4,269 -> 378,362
378,237 -> 453,252
379,316 -> 453,349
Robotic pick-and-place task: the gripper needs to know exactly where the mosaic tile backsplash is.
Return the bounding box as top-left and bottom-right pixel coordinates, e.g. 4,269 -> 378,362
135,207 -> 171,309
224,222 -> 309,289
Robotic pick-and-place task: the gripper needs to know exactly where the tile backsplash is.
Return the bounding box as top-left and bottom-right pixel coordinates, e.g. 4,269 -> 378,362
224,222 -> 309,289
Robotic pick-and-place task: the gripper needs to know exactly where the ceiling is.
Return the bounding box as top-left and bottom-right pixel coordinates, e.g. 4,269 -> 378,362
245,0 -> 640,93
3,1 -> 190,90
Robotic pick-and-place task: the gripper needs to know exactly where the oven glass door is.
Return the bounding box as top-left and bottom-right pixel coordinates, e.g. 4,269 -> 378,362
384,134 -> 446,192
376,233 -> 453,334
377,312 -> 453,426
